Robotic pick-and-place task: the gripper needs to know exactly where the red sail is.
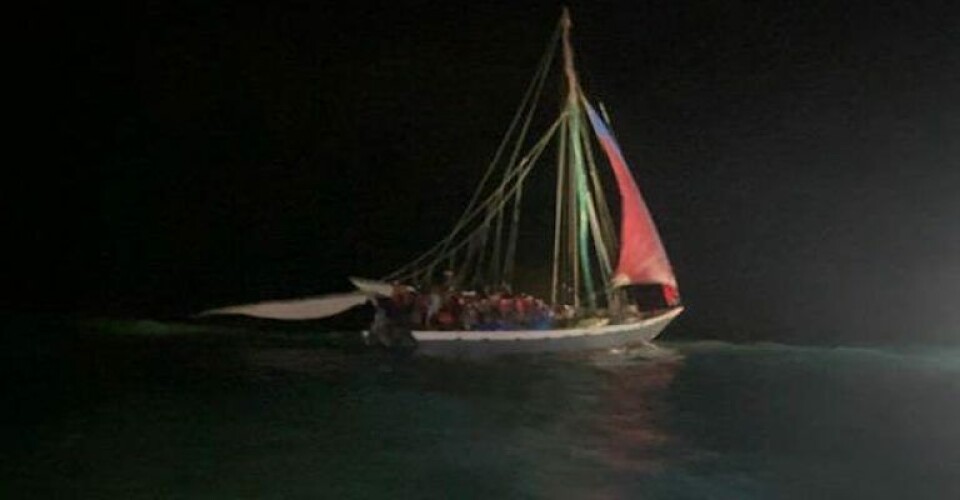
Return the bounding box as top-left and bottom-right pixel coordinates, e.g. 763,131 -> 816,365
585,103 -> 677,290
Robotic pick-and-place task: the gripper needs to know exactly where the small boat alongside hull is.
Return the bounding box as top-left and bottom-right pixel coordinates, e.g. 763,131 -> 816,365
412,307 -> 682,357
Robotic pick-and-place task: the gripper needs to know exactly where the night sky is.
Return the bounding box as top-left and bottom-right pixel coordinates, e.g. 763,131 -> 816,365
12,0 -> 960,343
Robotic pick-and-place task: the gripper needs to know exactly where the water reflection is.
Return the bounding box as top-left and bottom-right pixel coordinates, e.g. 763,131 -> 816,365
11,325 -> 956,498
37,337 -> 692,498
389,347 -> 688,498
589,349 -> 682,475
508,348 -> 687,498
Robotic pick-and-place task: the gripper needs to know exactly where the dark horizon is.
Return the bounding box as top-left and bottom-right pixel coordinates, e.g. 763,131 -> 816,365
9,0 -> 960,343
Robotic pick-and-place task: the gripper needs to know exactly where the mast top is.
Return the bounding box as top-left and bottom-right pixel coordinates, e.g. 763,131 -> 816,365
560,7 -> 579,101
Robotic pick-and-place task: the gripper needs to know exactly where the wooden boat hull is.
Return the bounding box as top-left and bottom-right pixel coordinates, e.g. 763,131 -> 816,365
411,307 -> 682,357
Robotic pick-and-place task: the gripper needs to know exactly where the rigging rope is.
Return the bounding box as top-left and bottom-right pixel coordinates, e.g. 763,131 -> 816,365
550,118 -> 568,305
388,117 -> 564,283
380,12 -> 629,311
384,24 -> 562,283
581,106 -> 618,252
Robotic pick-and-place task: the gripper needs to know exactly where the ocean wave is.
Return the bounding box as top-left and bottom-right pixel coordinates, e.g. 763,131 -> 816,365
670,340 -> 960,372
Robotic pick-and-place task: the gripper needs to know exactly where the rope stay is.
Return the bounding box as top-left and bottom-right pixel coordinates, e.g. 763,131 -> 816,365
379,11 -> 632,312
387,116 -> 564,284
550,118 -> 568,305
384,23 -> 561,283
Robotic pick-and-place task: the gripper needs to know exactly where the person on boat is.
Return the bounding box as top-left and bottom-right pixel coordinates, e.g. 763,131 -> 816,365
442,291 -> 467,330
621,303 -> 642,322
424,284 -> 444,328
368,296 -> 391,345
530,299 -> 553,329
663,284 -> 681,307
461,299 -> 479,330
514,293 -> 536,327
366,283 -> 416,348
487,286 -> 517,329
435,307 -> 457,330
413,292 -> 430,328
473,295 -> 496,331
553,304 -> 576,328
368,294 -> 417,351
389,281 -> 419,325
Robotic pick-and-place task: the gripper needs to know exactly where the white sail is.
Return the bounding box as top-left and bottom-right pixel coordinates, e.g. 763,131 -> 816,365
198,292 -> 370,320
349,276 -> 415,296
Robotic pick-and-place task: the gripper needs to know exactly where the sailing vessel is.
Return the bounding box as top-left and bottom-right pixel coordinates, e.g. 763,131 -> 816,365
201,10 -> 683,356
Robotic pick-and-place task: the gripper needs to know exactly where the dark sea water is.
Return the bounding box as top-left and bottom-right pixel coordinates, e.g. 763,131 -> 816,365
2,319 -> 958,499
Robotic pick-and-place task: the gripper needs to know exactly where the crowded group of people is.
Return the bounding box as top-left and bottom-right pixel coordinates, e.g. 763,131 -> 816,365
365,277 -> 682,349
367,269 -> 682,346
379,282 -> 558,332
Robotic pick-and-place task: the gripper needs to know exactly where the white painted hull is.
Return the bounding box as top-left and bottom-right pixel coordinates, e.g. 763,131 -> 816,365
411,307 -> 683,357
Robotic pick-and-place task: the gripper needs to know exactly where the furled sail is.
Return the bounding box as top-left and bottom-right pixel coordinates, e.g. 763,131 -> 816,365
584,102 -> 677,290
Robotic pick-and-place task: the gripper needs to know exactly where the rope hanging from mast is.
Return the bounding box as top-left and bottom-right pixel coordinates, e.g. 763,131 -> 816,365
383,23 -> 562,285
386,117 -> 564,284
382,9 -> 627,311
